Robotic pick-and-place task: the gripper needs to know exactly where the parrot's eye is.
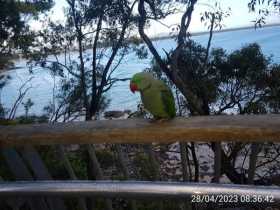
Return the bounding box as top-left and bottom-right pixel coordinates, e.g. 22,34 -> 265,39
130,83 -> 138,93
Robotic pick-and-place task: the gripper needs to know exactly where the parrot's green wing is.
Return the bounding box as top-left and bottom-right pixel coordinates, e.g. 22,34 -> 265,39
160,86 -> 176,118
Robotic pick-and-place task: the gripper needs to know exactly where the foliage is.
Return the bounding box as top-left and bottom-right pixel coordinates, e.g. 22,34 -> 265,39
17,114 -> 49,124
22,98 -> 34,117
150,42 -> 280,115
146,34 -> 280,189
95,149 -> 115,169
29,0 -> 139,121
0,0 -> 53,70
0,75 -> 10,118
264,65 -> 280,113
134,153 -> 160,180
1,1 -> 280,210
212,43 -> 271,114
137,0 -> 232,115
248,0 -> 280,27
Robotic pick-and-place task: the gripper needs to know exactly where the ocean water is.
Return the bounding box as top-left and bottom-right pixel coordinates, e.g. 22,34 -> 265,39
1,25 -> 280,117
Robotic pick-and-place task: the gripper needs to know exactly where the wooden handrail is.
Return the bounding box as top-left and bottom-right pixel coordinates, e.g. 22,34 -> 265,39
0,115 -> 280,147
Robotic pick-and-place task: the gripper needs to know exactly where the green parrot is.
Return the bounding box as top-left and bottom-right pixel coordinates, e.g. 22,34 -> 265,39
130,72 -> 176,119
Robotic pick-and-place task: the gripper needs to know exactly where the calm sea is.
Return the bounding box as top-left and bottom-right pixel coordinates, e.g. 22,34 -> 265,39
1,25 -> 280,117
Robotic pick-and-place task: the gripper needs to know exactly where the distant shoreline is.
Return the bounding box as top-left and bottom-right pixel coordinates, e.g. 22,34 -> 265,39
2,23 -> 279,72
150,23 -> 280,41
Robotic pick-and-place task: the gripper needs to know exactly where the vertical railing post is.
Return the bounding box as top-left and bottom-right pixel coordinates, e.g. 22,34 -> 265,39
180,142 -> 189,181
248,143 -> 260,184
57,145 -> 88,210
179,142 -> 192,210
1,148 -> 49,210
213,142 -> 221,183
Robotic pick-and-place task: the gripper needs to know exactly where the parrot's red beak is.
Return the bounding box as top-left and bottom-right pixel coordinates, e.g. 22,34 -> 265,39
130,83 -> 138,93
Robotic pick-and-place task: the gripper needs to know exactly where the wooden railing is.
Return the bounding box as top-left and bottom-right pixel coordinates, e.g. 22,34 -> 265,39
0,114 -> 280,207
1,114 -> 280,147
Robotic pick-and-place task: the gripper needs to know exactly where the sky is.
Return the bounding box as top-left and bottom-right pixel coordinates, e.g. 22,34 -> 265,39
37,0 -> 280,37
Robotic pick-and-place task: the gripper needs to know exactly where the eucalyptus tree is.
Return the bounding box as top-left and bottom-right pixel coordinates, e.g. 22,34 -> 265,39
136,0 -> 280,188
31,0 -> 138,121
149,40 -> 280,185
248,0 -> 280,26
29,1 -> 140,210
137,0 -> 231,187
0,0 -> 53,70
138,0 -> 230,115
